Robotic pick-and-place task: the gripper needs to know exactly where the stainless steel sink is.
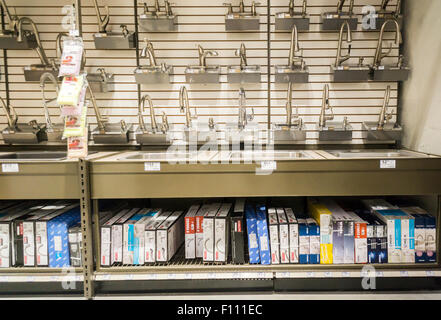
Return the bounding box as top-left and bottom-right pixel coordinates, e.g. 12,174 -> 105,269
118,151 -> 218,163
0,151 -> 68,160
275,65 -> 309,83
325,150 -> 428,159
227,65 -> 261,84
185,66 -> 220,84
331,65 -> 371,82
226,150 -> 313,162
134,65 -> 173,84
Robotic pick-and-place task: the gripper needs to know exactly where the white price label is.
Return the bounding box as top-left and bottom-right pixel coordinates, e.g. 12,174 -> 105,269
27,276 -> 36,282
0,276 -> 9,282
306,272 -> 315,278
232,272 -> 241,279
400,271 -> 409,277
261,161 -> 277,171
148,273 -> 158,280
279,272 -> 290,278
144,162 -> 161,172
426,271 -> 435,277
102,274 -> 111,281
341,272 -> 350,278
167,273 -> 176,280
337,66 -> 344,70
378,66 -> 385,70
2,163 -> 19,173
125,274 -> 134,280
208,272 -> 216,279
324,271 -> 333,278
376,271 -> 384,277
185,273 -> 193,280
380,160 -> 396,169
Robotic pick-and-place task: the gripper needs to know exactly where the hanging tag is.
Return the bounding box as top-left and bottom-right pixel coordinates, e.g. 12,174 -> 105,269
59,37 -> 84,77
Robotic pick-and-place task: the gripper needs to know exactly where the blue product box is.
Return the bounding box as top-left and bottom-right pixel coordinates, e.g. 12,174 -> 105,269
47,206 -> 81,268
255,206 -> 271,265
298,218 -> 309,264
307,218 -> 320,264
245,205 -> 260,264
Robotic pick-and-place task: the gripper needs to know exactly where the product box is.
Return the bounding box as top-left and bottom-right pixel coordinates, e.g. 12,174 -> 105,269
284,208 -> 299,264
341,211 -> 355,264
202,203 -> 221,262
374,218 -> 388,264
195,204 -> 213,259
230,198 -> 246,264
357,211 -> 378,264
268,208 -> 280,265
332,213 -> 345,265
276,208 -> 290,264
245,205 -> 260,264
100,208 -> 132,267
424,212 -> 437,263
256,206 -> 271,265
0,202 -> 42,268
34,203 -> 80,267
47,206 -> 81,268
401,207 -> 428,263
307,218 -> 320,264
298,218 -> 309,264
185,204 -> 200,259
307,198 -> 333,264
144,211 -> 173,263
156,211 -> 185,262
110,208 -> 140,265
346,211 -> 368,264
401,213 -> 415,263
68,223 -> 82,267
123,208 -> 161,265
214,203 -> 232,263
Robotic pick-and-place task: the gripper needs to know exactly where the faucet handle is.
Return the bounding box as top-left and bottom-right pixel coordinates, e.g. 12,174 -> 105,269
161,112 -> 169,133
223,3 -> 233,14
120,24 -> 129,37
358,57 -> 365,66
120,119 -> 127,132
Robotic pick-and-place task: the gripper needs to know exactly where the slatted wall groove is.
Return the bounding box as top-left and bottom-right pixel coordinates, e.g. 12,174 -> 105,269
0,0 -> 402,144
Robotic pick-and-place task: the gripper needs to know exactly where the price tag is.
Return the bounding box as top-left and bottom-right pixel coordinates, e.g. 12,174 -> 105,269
261,161 -> 277,171
400,271 -> 409,277
50,276 -> 61,282
27,276 -> 36,282
184,273 -> 193,280
232,272 -> 241,279
257,272 -> 265,279
208,272 -> 217,279
148,273 -> 157,280
2,163 -> 19,173
426,271 -> 435,277
380,160 -> 396,169
306,272 -> 315,278
167,273 -> 176,280
341,272 -> 350,278
324,271 -> 333,278
378,66 -> 385,70
102,274 -> 111,281
0,276 -> 9,282
337,66 -> 344,70
125,274 -> 134,280
144,162 -> 161,172
376,271 -> 384,277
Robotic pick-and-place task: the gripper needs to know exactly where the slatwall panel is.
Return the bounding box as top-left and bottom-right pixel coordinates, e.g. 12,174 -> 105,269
0,0 -> 402,145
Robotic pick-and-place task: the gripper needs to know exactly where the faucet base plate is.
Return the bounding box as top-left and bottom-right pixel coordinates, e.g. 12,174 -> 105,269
0,31 -> 37,49
134,66 -> 173,84
24,65 -> 58,82
92,123 -> 134,145
275,65 -> 309,83
93,32 -> 137,49
372,65 -> 410,81
275,14 -> 310,31
331,65 -> 371,82
87,73 -> 115,93
362,122 -> 403,141
225,14 -> 260,31
321,13 -> 358,31
2,124 -> 44,144
139,15 -> 178,32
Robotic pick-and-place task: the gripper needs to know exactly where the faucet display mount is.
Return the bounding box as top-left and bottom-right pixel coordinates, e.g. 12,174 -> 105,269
139,0 -> 177,32
321,0 -> 358,31
275,0 -> 310,31
185,45 -> 220,84
224,1 -> 260,31
227,43 -> 261,84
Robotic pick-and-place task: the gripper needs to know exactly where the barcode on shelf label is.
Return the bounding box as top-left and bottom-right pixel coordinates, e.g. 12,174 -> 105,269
376,271 -> 384,277
185,273 -> 192,279
324,271 -> 333,278
2,163 -> 19,173
261,161 -> 277,171
102,274 -> 111,280
208,272 -> 216,279
400,271 -> 409,277
144,162 -> 161,171
167,273 -> 176,279
27,276 -> 36,282
380,160 -> 396,169
426,271 -> 435,277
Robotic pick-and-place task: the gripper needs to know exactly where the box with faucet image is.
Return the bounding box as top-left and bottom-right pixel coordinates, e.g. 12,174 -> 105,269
256,205 -> 271,265
156,211 -> 185,262
195,204 -> 213,259
307,218 -> 320,264
110,208 -> 140,265
277,208 -> 290,264
68,223 -> 82,267
284,208 -> 299,264
268,208 -> 280,265
214,203 -> 232,263
185,204 -> 200,259
308,198 -> 333,264
230,198 -> 246,264
245,205 -> 260,264
298,218 -> 309,264
203,203 -> 221,262
144,211 -> 173,264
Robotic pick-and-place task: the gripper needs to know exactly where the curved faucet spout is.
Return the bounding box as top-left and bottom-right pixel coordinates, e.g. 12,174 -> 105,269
235,43 -> 248,70
87,84 -> 107,134
319,84 -> 334,129
141,39 -> 157,67
93,0 -> 110,33
378,85 -> 392,129
288,25 -> 302,68
374,19 -> 401,67
179,86 -> 197,128
198,45 -> 218,68
139,94 -> 158,134
40,72 -> 60,131
0,96 -> 17,129
335,20 -> 352,67
17,17 -> 52,67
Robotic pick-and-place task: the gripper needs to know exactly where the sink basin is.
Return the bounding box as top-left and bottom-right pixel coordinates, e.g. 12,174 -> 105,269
185,66 -> 220,84
134,65 -> 173,84
0,151 -> 67,161
372,65 -> 410,81
326,150 -> 428,159
118,151 -> 218,163
217,150 -> 313,162
275,65 -> 309,83
93,32 -> 136,49
227,65 -> 261,84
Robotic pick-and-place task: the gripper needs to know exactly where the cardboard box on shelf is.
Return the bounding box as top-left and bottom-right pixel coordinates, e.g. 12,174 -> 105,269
144,211 -> 173,264
230,198 -> 246,264
245,205 -> 260,264
214,203 -> 232,263
345,211 -> 368,264
268,208 -> 280,265
202,203 -> 221,262
68,223 -> 82,267
195,204 -> 213,259
284,208 -> 299,264
298,218 -> 309,264
307,218 -> 320,264
276,208 -> 290,264
184,204 -> 200,260
256,206 -> 271,265
307,198 -> 333,264
156,211 -> 185,262
111,208 -> 140,265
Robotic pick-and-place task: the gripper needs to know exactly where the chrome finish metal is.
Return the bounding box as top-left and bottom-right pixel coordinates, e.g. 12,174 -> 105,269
321,0 -> 357,31
185,45 -> 220,84
374,19 -> 401,67
87,68 -> 114,93
93,25 -> 136,49
136,94 -> 170,145
275,0 -> 310,31
91,121 -> 133,145
227,43 -> 261,83
335,21 -> 352,67
87,84 -> 108,134
139,1 -> 177,32
92,0 -> 109,33
40,72 -> 63,142
179,86 -> 197,129
224,1 -> 260,31
135,39 -> 172,84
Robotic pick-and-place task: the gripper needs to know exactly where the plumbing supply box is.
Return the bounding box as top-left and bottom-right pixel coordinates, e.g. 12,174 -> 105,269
230,199 -> 246,264
400,214 -> 415,263
110,208 -> 140,265
34,203 -> 80,267
185,205 -> 200,260
374,218 -> 388,264
196,204 -> 213,259
123,208 -> 160,265
406,212 -> 426,263
20,203 -> 63,267
277,208 -> 290,264
307,218 -> 320,264
68,223 -> 82,267
0,202 -> 41,268
202,203 -> 221,262
346,211 -> 368,264
332,213 -> 345,264
284,208 -> 299,264
214,203 -> 232,263
342,212 -> 355,264
298,218 -> 309,264
256,206 -> 271,265
144,211 -> 173,263
308,198 -> 333,264
156,211 -> 185,262
47,206 -> 81,268
268,208 -> 280,265
100,208 -> 132,267
245,205 -> 260,264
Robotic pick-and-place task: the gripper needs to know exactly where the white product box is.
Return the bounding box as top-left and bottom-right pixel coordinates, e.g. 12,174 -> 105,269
298,218 -> 309,264
267,208 -> 280,264
144,211 -> 173,263
214,203 -> 232,263
284,208 -> 299,263
195,204 -> 213,258
111,208 -> 140,265
401,214 -> 415,263
276,208 -> 290,264
203,203 -> 221,262
156,211 -> 185,262
346,211 -> 368,264
185,205 -> 200,259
